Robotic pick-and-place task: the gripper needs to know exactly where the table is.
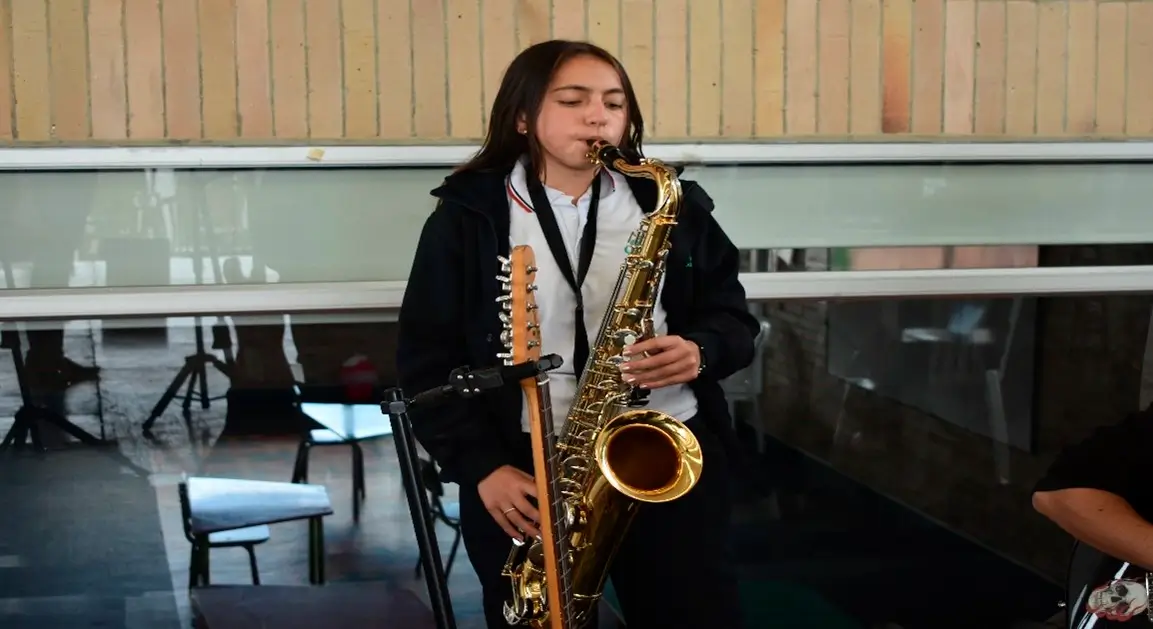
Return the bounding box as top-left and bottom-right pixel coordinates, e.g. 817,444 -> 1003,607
191,584 -> 436,629
186,476 -> 334,584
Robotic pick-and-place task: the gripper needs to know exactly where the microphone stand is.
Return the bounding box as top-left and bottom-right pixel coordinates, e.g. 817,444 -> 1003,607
381,355 -> 563,629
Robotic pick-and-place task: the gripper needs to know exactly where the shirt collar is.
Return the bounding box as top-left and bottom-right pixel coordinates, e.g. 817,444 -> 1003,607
508,157 -> 618,210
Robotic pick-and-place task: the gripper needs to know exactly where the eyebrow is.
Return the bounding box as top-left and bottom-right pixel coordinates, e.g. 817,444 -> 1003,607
551,84 -> 626,96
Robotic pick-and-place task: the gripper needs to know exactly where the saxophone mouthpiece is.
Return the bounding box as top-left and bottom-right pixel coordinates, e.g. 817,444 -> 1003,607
586,140 -> 632,169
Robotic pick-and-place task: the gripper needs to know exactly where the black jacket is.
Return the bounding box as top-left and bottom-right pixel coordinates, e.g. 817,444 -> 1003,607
395,165 -> 760,488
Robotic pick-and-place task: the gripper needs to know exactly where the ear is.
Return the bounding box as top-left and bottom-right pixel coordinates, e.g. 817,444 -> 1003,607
516,112 -> 528,135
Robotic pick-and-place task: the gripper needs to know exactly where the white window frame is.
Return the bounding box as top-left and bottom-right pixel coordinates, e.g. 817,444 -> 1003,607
1,141 -> 1152,321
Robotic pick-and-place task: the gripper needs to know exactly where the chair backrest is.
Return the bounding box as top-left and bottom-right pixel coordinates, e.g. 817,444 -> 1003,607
721,318 -> 772,400
177,481 -> 197,544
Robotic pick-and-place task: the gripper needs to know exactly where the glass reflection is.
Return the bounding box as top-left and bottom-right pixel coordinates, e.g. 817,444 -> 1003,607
0,168 -> 447,290
1,289 -> 1144,627
3,161 -> 1153,293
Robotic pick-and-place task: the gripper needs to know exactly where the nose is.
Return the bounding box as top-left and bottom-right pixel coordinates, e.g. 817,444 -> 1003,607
585,101 -> 609,126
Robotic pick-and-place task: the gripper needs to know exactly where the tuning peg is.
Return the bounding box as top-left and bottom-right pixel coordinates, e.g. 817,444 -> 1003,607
495,295 -> 511,303
527,283 -> 538,292
495,274 -> 511,283
528,340 -> 540,349
500,330 -> 513,346
497,256 -> 512,273
499,312 -> 512,325
526,265 -> 537,273
496,351 -> 513,365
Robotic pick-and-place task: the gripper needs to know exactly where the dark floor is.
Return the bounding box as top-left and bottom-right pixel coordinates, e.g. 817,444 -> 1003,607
0,318 -> 1064,628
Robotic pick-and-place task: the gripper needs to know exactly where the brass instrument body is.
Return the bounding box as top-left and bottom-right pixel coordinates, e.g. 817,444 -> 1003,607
503,141 -> 704,628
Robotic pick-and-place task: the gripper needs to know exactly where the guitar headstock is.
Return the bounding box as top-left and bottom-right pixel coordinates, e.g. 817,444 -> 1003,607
496,245 -> 542,367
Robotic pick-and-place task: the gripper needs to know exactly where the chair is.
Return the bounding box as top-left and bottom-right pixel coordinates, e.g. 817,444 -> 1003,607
722,318 -> 772,453
413,458 -> 462,580
178,481 -> 270,587
292,427 -> 367,521
291,402 -> 392,522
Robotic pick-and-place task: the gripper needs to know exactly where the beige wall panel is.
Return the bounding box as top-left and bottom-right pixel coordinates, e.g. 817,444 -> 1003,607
586,0 -> 619,58
49,0 -> 90,140
88,0 -> 128,140
161,0 -> 201,139
199,0 -> 239,139
619,0 -> 653,135
818,0 -> 851,134
909,0 -> 943,134
849,0 -> 882,135
12,0 -> 51,141
0,2 -> 12,140
972,0 -> 1005,135
124,0 -> 164,139
342,0 -> 379,139
1004,1 -> 1037,135
235,0 -> 274,138
378,0 -> 414,138
753,0 -> 785,136
786,0 -> 818,134
305,0 -> 344,138
881,0 -> 912,133
4,0 -> 1153,145
1035,1 -> 1067,136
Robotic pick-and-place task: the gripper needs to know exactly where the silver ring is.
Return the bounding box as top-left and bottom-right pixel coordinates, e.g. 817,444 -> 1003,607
502,507 -> 517,515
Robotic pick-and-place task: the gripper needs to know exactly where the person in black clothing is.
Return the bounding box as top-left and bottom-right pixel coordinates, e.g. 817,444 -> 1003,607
1033,403 -> 1153,573
396,40 -> 758,629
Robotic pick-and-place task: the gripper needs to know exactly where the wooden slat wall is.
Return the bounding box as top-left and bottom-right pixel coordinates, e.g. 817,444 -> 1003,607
1,0 -> 1151,144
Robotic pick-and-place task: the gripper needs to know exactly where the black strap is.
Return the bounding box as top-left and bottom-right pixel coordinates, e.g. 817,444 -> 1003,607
524,174 -> 601,380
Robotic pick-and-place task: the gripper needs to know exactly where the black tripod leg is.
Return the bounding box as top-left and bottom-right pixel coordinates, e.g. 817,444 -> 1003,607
38,407 -> 106,446
142,359 -> 196,433
386,388 -> 457,629
193,325 -> 211,410
0,415 -> 26,450
181,359 -> 201,412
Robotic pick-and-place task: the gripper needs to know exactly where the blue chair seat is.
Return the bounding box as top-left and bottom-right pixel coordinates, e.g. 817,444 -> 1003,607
208,525 -> 271,547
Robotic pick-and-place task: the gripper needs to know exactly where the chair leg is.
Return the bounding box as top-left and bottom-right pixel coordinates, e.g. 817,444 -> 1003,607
351,444 -> 363,523
244,545 -> 261,585
189,542 -> 210,587
188,546 -> 199,589
292,441 -> 310,483
445,529 -> 462,579
355,444 -> 366,499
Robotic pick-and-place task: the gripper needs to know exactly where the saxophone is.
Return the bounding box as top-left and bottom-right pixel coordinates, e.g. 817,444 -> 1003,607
502,140 -> 704,627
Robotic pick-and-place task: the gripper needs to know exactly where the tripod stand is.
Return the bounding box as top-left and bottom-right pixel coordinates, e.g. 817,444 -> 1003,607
381,354 -> 563,629
141,173 -> 234,436
0,258 -> 109,452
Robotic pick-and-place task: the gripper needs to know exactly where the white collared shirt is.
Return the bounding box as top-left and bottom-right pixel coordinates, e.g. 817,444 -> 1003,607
506,159 -> 699,433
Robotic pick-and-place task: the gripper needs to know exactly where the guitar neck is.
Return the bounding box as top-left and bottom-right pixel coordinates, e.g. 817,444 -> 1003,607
523,373 -> 573,629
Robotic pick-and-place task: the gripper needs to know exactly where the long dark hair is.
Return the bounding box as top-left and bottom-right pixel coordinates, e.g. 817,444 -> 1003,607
455,40 -> 645,176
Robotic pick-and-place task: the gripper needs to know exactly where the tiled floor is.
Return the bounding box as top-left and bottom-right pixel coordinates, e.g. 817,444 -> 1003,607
0,317 -> 1065,629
